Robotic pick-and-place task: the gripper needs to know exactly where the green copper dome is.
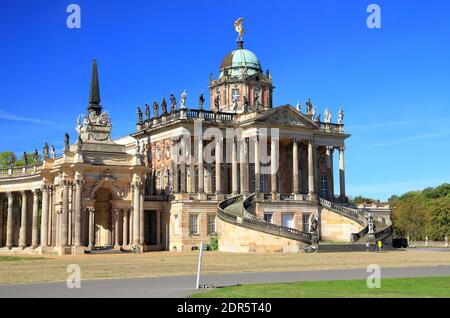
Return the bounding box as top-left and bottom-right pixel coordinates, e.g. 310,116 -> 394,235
219,44 -> 262,78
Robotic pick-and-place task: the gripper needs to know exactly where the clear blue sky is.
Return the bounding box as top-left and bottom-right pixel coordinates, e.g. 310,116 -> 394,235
0,0 -> 449,200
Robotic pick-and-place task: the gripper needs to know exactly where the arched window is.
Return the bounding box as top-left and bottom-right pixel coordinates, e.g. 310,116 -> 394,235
321,175 -> 327,198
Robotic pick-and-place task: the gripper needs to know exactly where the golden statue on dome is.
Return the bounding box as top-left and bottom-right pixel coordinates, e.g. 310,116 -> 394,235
234,17 -> 245,42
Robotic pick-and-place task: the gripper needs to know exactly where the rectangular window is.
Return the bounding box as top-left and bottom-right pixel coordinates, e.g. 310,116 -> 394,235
303,214 -> 311,232
189,214 -> 199,235
264,213 -> 273,223
207,215 -> 216,235
281,214 -> 294,229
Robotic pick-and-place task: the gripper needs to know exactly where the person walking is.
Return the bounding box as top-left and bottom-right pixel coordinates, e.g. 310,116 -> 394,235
377,240 -> 383,252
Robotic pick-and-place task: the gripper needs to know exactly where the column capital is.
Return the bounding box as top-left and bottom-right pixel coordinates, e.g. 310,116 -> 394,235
292,138 -> 300,144
20,190 -> 27,196
88,207 -> 95,214
32,188 -> 40,195
340,146 -> 345,152
6,192 -> 13,199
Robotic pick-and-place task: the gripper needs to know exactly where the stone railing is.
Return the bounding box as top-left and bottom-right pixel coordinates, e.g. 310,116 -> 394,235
144,195 -> 171,202
319,198 -> 367,226
217,194 -> 314,244
318,122 -> 344,133
137,108 -> 236,131
0,164 -> 43,179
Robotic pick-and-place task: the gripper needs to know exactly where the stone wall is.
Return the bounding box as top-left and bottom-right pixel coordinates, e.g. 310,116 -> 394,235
320,207 -> 364,242
217,218 -> 306,253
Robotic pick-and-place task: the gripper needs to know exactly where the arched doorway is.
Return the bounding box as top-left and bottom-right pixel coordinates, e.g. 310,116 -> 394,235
93,188 -> 113,247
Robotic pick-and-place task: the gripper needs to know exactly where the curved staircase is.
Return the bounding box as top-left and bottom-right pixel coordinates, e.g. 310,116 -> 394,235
319,198 -> 393,244
217,194 -> 315,247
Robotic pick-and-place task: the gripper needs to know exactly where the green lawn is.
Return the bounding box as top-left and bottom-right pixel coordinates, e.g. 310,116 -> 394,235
0,256 -> 46,262
190,276 -> 450,298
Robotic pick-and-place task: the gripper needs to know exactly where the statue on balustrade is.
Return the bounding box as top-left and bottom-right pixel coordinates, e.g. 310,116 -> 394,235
51,145 -> 56,158
161,97 -> 168,115
199,93 -> 205,110
8,154 -> 15,168
180,90 -> 187,109
23,152 -> 29,166
64,133 -> 70,152
306,98 -> 313,115
33,149 -> 39,164
44,142 -> 50,158
153,100 -> 159,117
77,135 -> 83,151
145,104 -> 151,119
137,106 -> 143,122
324,108 -> 331,124
170,94 -> 177,112
338,108 -> 344,125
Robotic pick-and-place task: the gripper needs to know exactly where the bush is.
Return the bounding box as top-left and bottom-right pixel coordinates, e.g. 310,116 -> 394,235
209,233 -> 218,251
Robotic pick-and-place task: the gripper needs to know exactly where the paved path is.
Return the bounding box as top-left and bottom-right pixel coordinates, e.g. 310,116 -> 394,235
0,266 -> 450,298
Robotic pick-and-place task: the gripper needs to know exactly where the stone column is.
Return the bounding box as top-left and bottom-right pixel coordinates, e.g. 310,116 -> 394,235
180,139 -> 187,193
60,181 -> 69,247
55,210 -> 60,247
122,209 -> 128,246
156,211 -> 161,246
325,146 -> 333,200
0,197 -> 3,247
329,147 -> 335,199
40,186 -> 49,247
240,139 -> 249,194
339,147 -> 346,200
197,137 -> 204,193
68,184 -> 73,246
19,191 -> 28,248
31,189 -> 39,248
232,137 -> 238,194
6,192 -> 14,248
74,180 -> 83,247
254,136 -> 261,193
132,183 -> 140,245
139,186 -> 144,245
215,137 -> 222,194
308,140 -> 316,200
88,208 -> 94,249
292,139 -> 299,194
114,209 -> 120,248
271,137 -> 279,194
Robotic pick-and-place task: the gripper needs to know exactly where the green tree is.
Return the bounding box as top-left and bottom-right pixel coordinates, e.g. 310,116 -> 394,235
426,197 -> 450,240
0,152 -> 15,168
391,195 -> 427,240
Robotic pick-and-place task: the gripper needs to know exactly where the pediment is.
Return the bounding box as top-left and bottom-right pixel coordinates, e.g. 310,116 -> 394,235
253,105 -> 318,129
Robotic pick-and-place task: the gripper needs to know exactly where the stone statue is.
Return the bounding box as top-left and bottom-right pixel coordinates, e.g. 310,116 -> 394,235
77,135 -> 83,151
324,108 -> 331,124
64,133 -> 70,151
232,95 -> 238,112
76,115 -> 82,134
23,152 -> 28,166
296,102 -> 301,112
367,213 -> 374,234
145,104 -> 151,119
153,100 -> 159,117
311,105 -> 316,119
170,94 -> 177,112
234,17 -> 245,42
137,106 -> 143,122
266,69 -> 271,80
209,73 -> 213,84
199,93 -> 205,110
306,98 -> 314,115
254,88 -> 260,109
338,108 -> 344,125
243,96 -> 249,112
44,142 -> 50,158
161,97 -> 168,115
51,145 -> 56,158
314,113 -> 321,123
310,216 -> 318,233
33,149 -> 39,163
214,88 -> 221,109
8,154 -> 15,168
180,90 -> 187,109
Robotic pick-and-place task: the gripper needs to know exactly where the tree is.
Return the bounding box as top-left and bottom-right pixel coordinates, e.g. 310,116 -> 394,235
426,197 -> 450,241
391,195 -> 427,240
0,152 -> 15,168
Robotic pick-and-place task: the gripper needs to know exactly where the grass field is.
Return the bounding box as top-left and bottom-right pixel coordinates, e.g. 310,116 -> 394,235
0,250 -> 450,285
190,276 -> 450,298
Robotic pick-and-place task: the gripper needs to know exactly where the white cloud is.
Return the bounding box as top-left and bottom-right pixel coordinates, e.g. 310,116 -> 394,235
0,110 -> 69,129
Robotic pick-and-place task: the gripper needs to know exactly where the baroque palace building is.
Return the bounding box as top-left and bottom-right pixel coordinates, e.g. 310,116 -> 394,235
0,26 -> 392,255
